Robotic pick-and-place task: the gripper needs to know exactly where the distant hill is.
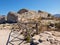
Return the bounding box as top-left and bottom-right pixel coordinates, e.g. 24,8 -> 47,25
54,14 -> 60,18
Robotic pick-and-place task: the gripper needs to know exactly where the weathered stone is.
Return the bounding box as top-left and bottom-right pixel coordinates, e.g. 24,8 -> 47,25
56,37 -> 60,41
51,31 -> 60,37
0,15 -> 6,24
32,35 -> 40,41
39,33 -> 50,41
38,41 -> 51,45
47,37 -> 55,44
18,9 -> 28,14
43,31 -> 52,35
7,12 -> 18,23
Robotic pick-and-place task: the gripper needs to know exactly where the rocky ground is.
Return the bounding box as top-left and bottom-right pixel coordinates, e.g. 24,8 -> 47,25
20,31 -> 60,45
0,29 -> 60,45
31,31 -> 60,45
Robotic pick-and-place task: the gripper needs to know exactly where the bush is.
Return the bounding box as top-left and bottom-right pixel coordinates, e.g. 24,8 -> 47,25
26,35 -> 31,43
24,31 -> 31,43
55,22 -> 60,29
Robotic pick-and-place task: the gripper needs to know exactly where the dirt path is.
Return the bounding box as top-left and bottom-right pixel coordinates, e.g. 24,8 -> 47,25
0,30 -> 11,45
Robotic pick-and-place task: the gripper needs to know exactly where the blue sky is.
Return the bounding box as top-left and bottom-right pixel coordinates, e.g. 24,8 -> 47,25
0,0 -> 60,15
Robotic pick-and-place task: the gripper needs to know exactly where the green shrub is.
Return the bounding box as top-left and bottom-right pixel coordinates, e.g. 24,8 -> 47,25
26,35 -> 31,43
3,24 -> 5,27
24,31 -> 31,43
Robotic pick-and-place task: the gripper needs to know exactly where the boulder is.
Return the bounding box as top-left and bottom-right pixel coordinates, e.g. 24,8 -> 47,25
0,15 -> 6,24
7,12 -> 18,23
17,9 -> 28,14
